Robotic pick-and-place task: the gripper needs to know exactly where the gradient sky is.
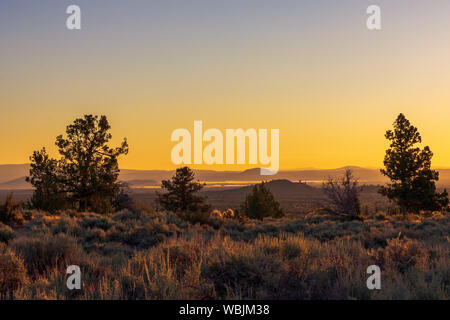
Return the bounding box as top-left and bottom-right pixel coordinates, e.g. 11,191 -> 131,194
1,0 -> 450,170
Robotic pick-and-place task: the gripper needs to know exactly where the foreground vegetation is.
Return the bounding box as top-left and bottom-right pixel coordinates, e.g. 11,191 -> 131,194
1,207 -> 449,300
1,114 -> 447,300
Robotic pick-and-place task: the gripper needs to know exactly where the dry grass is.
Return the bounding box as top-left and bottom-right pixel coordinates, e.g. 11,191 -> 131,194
1,209 -> 449,300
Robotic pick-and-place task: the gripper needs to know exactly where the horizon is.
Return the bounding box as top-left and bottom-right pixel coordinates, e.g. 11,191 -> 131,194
2,163 -> 450,172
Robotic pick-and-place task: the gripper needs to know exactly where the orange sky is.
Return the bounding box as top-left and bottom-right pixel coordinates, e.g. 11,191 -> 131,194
2,1 -> 450,170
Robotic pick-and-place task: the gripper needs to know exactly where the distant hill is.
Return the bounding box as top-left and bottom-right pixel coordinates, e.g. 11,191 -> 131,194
0,164 -> 29,184
2,164 -> 450,190
119,166 -> 389,185
203,179 -> 326,208
206,179 -> 320,198
124,179 -> 158,187
0,176 -> 30,190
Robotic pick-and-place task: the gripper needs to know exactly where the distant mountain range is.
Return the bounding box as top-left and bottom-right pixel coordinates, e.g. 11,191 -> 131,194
2,163 -> 450,190
120,166 -> 390,186
0,164 -> 30,186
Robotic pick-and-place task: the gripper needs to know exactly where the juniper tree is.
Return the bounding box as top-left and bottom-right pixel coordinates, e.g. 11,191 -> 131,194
27,148 -> 69,212
379,113 -> 448,214
241,182 -> 284,220
27,115 -> 128,213
157,167 -> 211,223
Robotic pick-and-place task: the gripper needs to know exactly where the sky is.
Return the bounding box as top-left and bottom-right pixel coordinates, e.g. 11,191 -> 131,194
1,0 -> 450,171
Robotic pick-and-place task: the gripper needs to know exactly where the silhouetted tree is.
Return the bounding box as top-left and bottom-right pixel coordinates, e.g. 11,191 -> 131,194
157,167 -> 211,223
27,115 -> 128,213
241,182 -> 284,220
322,169 -> 362,220
26,148 -> 69,212
379,113 -> 449,214
112,188 -> 135,212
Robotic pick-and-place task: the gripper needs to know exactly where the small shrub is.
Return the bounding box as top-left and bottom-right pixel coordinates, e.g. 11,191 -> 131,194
81,214 -> 114,231
112,190 -> 135,212
370,234 -> 429,273
222,209 -> 235,219
112,209 -> 137,222
0,223 -> 15,243
11,234 -> 84,276
121,220 -> 175,249
210,209 -> 223,219
84,228 -> 107,243
22,210 -> 33,221
0,194 -> 24,225
179,207 -> 211,224
51,215 -> 80,235
0,244 -> 29,297
322,169 -> 362,220
26,213 -> 51,235
387,206 -> 402,216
